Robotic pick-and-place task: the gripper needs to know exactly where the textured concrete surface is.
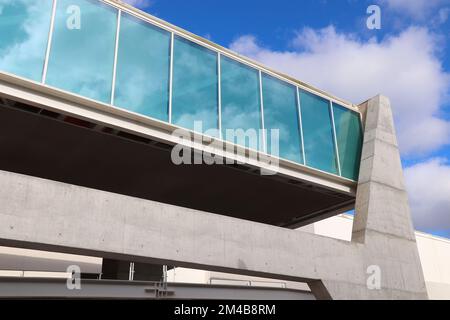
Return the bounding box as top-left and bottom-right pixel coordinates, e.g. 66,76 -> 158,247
0,170 -> 361,282
325,95 -> 427,299
0,95 -> 428,299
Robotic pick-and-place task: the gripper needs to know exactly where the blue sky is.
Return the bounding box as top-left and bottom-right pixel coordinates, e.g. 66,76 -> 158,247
127,0 -> 450,237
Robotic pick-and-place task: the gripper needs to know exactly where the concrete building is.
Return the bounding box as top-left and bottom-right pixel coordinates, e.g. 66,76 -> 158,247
0,0 -> 442,299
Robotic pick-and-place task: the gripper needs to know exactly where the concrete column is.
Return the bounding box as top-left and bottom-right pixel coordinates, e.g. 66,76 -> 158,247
317,95 -> 428,299
353,95 -> 416,243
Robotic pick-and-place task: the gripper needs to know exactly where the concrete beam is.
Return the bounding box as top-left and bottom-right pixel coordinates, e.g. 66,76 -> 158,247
0,169 -> 361,284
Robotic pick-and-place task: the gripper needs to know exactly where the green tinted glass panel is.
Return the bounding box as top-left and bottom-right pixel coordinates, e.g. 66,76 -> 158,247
114,13 -> 170,121
333,104 -> 363,180
221,57 -> 262,150
300,90 -> 338,174
46,0 -> 117,103
262,74 -> 303,164
172,36 -> 218,135
0,0 -> 53,81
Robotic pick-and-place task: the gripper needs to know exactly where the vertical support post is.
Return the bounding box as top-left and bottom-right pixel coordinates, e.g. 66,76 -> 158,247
259,71 -> 266,153
110,10 -> 121,106
168,33 -> 175,124
217,53 -> 222,139
352,95 -> 416,243
296,87 -> 307,165
42,0 -> 58,84
330,101 -> 342,176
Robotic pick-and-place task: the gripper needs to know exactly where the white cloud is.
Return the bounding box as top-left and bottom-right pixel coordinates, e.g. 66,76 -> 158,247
121,0 -> 153,9
229,26 -> 450,156
404,158 -> 450,232
378,0 -> 449,20
0,0 -> 53,81
230,27 -> 450,235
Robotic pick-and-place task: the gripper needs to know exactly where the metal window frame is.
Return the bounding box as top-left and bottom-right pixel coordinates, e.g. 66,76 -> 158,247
259,71 -> 267,153
296,87 -> 307,165
261,72 -> 306,163
330,101 -> 342,177
39,0 -> 360,120
110,9 -> 121,105
41,0 -> 58,84
217,53 -> 223,139
334,102 -> 365,180
168,32 -> 175,124
98,0 -> 357,114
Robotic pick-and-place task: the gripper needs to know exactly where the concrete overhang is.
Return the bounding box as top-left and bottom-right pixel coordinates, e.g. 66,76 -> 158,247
0,72 -> 356,228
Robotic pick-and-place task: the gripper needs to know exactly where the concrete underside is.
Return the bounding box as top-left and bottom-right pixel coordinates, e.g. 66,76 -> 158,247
0,101 -> 354,227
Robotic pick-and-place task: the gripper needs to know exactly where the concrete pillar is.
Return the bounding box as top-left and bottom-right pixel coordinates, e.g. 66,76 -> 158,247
353,95 -> 416,243
317,95 -> 428,299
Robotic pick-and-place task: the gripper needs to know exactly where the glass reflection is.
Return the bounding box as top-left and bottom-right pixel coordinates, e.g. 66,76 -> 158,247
0,0 -> 53,81
300,90 -> 338,174
333,104 -> 363,180
262,74 -> 303,164
46,0 -> 117,103
172,36 -> 218,135
0,0 -> 363,181
114,12 -> 170,121
221,57 -> 262,150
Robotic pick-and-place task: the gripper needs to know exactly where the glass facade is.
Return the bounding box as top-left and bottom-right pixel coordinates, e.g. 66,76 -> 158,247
172,36 -> 218,135
46,0 -> 117,103
333,104 -> 363,180
0,0 -> 364,181
262,74 -> 303,164
114,12 -> 170,121
300,90 -> 339,175
0,0 -> 53,81
221,56 -> 262,151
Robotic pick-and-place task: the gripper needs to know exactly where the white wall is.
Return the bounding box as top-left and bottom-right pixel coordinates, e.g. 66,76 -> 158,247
313,214 -> 450,300
415,232 -> 450,299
